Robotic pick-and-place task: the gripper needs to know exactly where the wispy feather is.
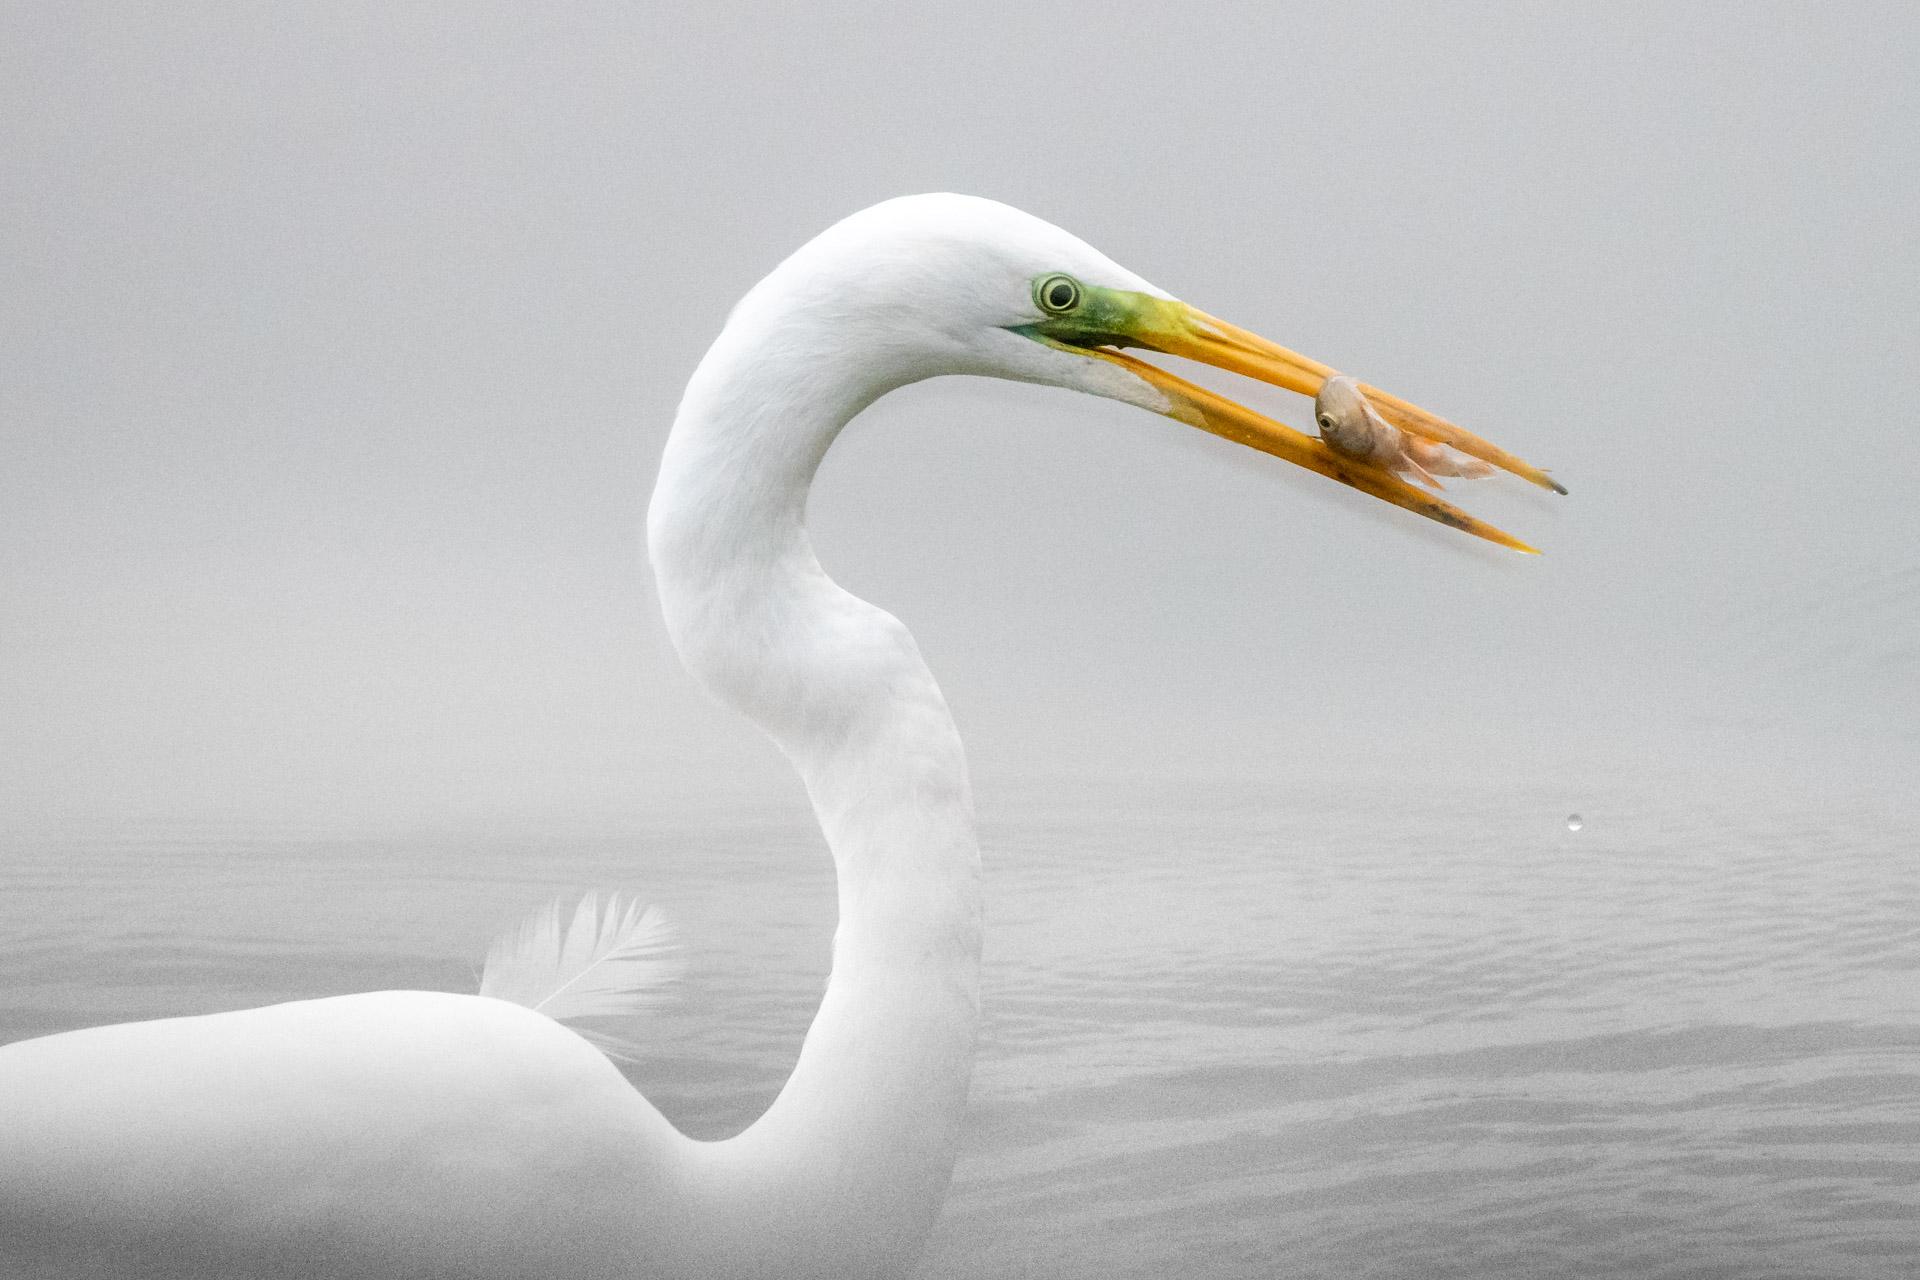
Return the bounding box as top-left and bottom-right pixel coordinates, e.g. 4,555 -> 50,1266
478,892 -> 682,1062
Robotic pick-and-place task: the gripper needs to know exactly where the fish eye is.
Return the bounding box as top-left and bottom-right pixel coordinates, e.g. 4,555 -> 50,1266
1317,413 -> 1338,432
1035,274 -> 1082,314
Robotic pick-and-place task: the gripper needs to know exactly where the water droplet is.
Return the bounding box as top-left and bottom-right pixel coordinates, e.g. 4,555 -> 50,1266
1566,814 -> 1584,832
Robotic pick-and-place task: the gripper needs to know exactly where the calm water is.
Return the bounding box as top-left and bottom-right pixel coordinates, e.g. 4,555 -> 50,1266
2,767 -> 1916,1278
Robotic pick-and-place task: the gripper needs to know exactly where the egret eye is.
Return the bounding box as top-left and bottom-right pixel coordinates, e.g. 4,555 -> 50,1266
1035,274 -> 1081,314
1317,413 -> 1337,433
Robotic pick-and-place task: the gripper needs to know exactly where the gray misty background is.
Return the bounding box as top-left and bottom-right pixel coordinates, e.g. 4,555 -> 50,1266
2,3 -> 1915,839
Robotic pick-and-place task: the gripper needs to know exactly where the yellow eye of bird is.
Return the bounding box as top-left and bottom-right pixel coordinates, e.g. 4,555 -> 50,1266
1036,274 -> 1081,314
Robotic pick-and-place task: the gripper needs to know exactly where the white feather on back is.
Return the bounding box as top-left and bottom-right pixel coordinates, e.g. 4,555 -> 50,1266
478,893 -> 681,1061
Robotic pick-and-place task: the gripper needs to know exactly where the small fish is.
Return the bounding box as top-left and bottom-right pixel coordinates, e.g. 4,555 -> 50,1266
1314,374 -> 1494,492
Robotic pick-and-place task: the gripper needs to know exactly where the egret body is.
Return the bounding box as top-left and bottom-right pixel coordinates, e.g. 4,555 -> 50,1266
0,195 -> 1556,1278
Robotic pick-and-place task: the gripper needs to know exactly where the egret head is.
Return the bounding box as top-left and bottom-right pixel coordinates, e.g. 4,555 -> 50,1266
755,194 -> 1562,551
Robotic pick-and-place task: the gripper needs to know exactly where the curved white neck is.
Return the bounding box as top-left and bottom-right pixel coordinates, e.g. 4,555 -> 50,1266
648,287 -> 983,1274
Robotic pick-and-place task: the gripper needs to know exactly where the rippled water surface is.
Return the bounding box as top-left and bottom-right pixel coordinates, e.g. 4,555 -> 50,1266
2,769 -> 1916,1278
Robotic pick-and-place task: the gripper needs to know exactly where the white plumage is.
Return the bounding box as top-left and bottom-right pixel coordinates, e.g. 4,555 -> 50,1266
0,193 -> 1549,1279
479,894 -> 680,1061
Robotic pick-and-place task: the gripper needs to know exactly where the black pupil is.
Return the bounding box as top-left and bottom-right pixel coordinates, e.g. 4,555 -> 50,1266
1046,282 -> 1075,309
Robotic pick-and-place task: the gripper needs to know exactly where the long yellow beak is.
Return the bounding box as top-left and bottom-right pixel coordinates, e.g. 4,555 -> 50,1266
1097,300 -> 1561,553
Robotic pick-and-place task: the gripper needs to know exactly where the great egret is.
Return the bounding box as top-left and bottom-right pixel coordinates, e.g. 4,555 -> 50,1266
0,194 -> 1557,1279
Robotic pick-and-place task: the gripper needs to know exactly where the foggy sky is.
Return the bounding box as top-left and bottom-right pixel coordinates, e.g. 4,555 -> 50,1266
3,3 -> 1915,836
